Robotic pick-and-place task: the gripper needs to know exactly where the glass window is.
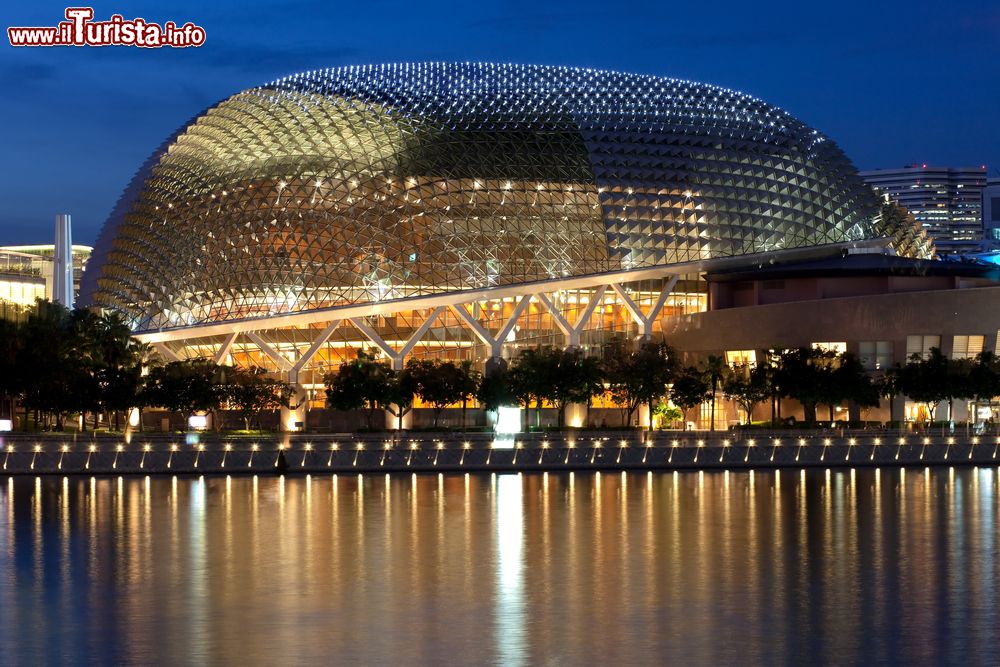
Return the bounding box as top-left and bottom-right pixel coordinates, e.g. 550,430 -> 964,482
906,335 -> 941,360
859,341 -> 893,370
725,350 -> 756,366
811,342 -> 846,354
952,335 -> 984,360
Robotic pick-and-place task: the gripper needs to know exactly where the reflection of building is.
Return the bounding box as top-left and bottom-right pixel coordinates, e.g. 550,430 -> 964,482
0,243 -> 91,318
80,63 -> 936,428
861,165 -> 988,255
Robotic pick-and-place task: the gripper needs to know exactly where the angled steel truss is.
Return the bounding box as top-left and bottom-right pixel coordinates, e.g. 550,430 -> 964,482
138,241 -> 879,404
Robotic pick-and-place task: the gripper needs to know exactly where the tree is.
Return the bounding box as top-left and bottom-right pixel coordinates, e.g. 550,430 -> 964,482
454,361 -> 482,430
477,361 -> 517,414
16,299 -> 75,429
324,350 -> 391,430
551,347 -> 604,428
385,366 -> 417,431
968,351 -> 1000,431
508,346 -> 604,429
143,359 -> 228,427
652,403 -> 683,429
773,347 -> 836,424
225,367 -> 292,430
89,311 -> 149,431
604,338 -> 678,429
704,354 -> 728,431
508,347 -> 549,431
830,353 -> 879,422
893,347 -> 950,427
670,366 -> 710,426
407,359 -> 477,429
723,362 -> 770,425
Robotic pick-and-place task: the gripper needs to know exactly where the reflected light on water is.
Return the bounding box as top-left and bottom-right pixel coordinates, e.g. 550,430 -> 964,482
0,469 -> 999,663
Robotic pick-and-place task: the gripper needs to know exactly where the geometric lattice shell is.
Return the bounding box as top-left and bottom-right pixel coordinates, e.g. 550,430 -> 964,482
81,63 -> 933,331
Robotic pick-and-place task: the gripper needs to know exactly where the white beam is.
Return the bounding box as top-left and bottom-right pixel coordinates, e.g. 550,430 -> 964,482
348,317 -> 398,360
610,283 -> 646,327
245,331 -> 293,371
494,296 -> 532,356
644,275 -> 680,326
153,342 -> 181,362
572,285 -> 606,335
397,306 -> 446,359
213,332 -> 238,364
291,319 -> 341,374
449,304 -> 495,347
535,292 -> 573,337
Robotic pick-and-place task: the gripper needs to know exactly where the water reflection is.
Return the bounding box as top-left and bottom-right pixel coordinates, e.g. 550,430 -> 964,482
0,469 -> 999,664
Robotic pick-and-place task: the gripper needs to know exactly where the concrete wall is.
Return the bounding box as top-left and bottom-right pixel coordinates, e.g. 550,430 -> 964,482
664,285 -> 1000,363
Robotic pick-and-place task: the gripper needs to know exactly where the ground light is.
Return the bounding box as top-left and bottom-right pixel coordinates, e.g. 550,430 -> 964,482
434,441 -> 444,466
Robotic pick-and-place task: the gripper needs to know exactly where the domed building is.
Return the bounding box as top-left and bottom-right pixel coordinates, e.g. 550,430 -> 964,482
82,63 -> 942,427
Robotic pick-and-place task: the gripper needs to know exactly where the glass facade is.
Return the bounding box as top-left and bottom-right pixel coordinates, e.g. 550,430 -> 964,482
83,63 -> 932,333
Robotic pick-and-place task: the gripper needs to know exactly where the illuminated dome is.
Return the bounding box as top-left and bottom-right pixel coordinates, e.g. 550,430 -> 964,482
82,63 -> 931,331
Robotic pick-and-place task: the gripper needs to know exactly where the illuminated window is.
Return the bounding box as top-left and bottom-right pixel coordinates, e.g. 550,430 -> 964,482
905,335 -> 941,360
725,350 -> 756,366
951,335 -> 984,360
811,342 -> 846,354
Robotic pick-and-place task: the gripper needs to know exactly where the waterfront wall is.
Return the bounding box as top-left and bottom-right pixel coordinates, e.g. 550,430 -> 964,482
1,434 -> 997,475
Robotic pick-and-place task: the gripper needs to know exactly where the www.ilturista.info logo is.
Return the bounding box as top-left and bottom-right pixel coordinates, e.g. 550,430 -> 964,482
8,7 -> 205,47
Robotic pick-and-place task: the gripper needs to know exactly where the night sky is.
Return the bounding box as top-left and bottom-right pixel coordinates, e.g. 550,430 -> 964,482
2,0 -> 998,245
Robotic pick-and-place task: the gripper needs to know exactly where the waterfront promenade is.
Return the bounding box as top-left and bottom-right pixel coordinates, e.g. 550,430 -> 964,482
1,431 -> 996,475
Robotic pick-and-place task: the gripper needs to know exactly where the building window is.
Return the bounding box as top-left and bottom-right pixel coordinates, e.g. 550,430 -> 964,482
812,342 -> 846,354
859,341 -> 893,370
951,335 -> 984,360
906,335 -> 941,360
725,350 -> 756,366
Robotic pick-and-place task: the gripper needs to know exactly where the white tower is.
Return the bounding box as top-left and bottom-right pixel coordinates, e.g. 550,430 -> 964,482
53,214 -> 74,308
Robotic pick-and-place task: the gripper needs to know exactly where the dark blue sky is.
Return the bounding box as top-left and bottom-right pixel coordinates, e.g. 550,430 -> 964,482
2,0 -> 998,245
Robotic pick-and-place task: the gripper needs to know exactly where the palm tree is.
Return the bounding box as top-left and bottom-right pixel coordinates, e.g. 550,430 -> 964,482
705,354 -> 728,431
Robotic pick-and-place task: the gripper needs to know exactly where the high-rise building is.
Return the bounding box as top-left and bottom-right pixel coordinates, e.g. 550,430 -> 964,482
860,165 -> 988,255
983,178 -> 1000,246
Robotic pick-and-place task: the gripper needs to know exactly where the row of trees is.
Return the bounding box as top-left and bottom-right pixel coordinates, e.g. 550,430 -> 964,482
323,342 -> 1000,431
8,300 -> 1000,432
0,300 -> 291,431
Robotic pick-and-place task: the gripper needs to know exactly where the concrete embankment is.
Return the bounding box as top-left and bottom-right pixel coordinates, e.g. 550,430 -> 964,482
1,434 -> 997,475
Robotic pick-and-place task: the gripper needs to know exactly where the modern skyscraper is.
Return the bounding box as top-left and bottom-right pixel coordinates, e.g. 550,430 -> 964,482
983,178 -> 1000,247
861,165 -> 988,254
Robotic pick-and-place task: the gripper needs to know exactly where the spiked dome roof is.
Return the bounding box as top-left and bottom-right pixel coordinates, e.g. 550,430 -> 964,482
81,63 -> 932,331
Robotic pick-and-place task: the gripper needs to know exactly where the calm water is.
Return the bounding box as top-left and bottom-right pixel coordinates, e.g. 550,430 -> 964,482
1,469 -> 998,666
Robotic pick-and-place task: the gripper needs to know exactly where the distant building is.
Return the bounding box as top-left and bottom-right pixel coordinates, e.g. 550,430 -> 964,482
861,165 -> 988,255
0,243 -> 91,319
984,178 -> 1000,246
